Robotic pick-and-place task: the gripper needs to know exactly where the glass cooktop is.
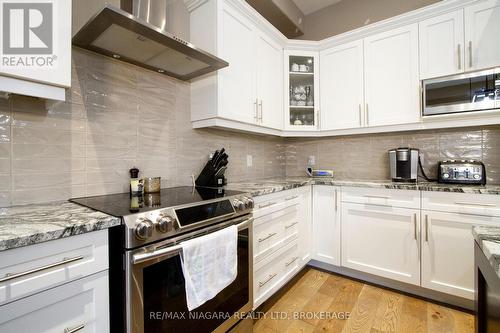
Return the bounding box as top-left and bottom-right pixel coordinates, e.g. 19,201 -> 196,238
70,186 -> 246,217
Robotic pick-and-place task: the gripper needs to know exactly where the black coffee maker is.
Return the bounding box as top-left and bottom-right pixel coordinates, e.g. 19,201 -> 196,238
388,148 -> 419,182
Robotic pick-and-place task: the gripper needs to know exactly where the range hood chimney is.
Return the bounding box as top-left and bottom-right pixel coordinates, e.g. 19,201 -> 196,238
72,0 -> 228,81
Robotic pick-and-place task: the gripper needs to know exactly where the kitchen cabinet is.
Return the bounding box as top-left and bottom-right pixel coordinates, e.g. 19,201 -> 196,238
419,10 -> 465,79
320,40 -> 364,130
341,203 -> 420,285
421,210 -> 500,300
284,50 -> 320,131
190,0 -> 284,132
0,0 -> 71,100
363,23 -> 420,127
252,186 -> 311,308
312,186 -> 340,266
0,270 -> 109,333
256,33 -> 284,129
465,0 -> 500,70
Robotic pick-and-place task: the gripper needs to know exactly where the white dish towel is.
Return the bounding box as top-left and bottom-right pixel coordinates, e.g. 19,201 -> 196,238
180,225 -> 238,311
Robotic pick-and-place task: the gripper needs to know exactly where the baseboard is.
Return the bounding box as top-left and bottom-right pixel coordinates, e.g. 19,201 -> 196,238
308,260 -> 474,312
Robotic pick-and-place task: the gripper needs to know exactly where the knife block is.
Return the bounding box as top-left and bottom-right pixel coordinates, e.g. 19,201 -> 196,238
195,161 -> 227,187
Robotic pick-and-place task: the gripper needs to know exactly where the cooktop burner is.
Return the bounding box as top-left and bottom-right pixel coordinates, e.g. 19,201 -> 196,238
70,186 -> 246,217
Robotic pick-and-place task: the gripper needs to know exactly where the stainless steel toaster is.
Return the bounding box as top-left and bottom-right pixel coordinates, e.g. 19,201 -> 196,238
438,160 -> 486,185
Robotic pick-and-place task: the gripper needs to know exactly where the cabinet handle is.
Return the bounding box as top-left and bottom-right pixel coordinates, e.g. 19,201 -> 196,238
413,213 -> 417,240
258,99 -> 263,123
0,255 -> 84,283
285,222 -> 298,229
358,104 -> 362,126
454,202 -> 495,207
317,110 -> 320,129
285,257 -> 299,267
425,215 -> 429,242
258,232 -> 277,242
364,195 -> 390,199
64,324 -> 85,333
285,195 -> 298,201
259,273 -> 277,287
334,189 -> 338,211
258,201 -> 277,209
254,98 -> 258,123
468,41 -> 473,68
365,103 -> 369,126
457,44 -> 462,70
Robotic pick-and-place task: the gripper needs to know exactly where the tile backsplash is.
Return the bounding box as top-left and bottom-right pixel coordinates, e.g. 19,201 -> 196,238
285,126 -> 500,183
0,49 -> 286,206
0,49 -> 499,207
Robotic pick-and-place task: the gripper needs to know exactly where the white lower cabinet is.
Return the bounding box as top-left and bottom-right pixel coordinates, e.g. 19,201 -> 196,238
312,185 -> 340,266
421,211 -> 500,300
0,270 -> 109,333
252,186 -> 311,308
341,203 -> 420,285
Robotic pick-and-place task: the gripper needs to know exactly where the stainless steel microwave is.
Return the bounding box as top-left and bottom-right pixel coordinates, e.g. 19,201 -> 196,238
422,68 -> 500,116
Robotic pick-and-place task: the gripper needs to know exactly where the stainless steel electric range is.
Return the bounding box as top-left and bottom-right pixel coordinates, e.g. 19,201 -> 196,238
71,186 -> 254,333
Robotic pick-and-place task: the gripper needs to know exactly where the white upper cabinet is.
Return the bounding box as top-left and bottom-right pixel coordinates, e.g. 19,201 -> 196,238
0,0 -> 71,100
256,33 -> 283,129
465,0 -> 500,70
218,4 -> 257,124
320,40 -> 364,130
419,10 -> 465,79
190,0 -> 284,134
364,23 -> 420,127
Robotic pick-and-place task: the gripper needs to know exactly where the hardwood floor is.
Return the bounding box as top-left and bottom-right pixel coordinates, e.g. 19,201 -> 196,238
253,267 -> 474,333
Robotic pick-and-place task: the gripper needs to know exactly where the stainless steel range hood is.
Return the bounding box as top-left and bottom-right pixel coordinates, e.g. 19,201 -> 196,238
72,0 -> 228,81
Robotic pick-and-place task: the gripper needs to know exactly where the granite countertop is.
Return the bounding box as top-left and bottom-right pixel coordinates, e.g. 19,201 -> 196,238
473,226 -> 500,279
0,201 -> 121,252
226,177 -> 500,197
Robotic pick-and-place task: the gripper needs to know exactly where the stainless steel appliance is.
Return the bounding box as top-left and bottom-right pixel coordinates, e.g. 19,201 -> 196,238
389,148 -> 419,182
71,186 -> 254,333
422,67 -> 500,116
72,0 -> 228,81
438,160 -> 486,185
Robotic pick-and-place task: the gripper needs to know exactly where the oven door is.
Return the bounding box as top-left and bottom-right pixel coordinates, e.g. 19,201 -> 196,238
126,216 -> 253,333
422,67 -> 500,116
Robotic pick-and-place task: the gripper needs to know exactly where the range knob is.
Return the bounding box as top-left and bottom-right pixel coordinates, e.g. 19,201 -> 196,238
243,197 -> 254,209
233,199 -> 245,211
135,218 -> 154,240
156,214 -> 175,233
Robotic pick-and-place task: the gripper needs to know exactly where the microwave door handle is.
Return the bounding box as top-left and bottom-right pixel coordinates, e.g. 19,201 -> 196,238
132,218 -> 253,264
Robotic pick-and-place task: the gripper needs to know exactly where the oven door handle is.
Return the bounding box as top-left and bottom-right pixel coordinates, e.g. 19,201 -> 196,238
132,218 -> 253,265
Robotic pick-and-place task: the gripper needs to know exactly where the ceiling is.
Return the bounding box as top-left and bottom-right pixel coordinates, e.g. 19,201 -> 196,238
292,0 -> 343,15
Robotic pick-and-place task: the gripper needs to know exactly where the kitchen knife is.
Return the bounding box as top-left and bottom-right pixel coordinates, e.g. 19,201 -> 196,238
211,150 -> 220,166
215,166 -> 227,177
215,158 -> 228,171
212,148 -> 225,167
215,153 -> 228,170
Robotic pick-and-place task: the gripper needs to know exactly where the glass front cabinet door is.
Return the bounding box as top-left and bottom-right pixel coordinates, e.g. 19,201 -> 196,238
284,50 -> 320,131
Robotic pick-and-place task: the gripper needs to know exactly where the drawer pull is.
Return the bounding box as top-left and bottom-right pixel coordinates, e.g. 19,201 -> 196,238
285,257 -> 299,267
285,196 -> 298,201
259,273 -> 277,287
0,255 -> 84,283
258,233 -> 277,242
258,201 -> 277,209
285,222 -> 298,229
364,195 -> 391,199
454,202 -> 496,208
64,324 -> 85,333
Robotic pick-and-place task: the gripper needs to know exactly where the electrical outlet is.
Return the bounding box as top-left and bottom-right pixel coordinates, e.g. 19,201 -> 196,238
246,155 -> 253,167
308,155 -> 316,166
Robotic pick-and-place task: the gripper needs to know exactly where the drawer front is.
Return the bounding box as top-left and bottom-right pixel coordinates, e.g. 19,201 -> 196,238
254,240 -> 299,308
0,270 -> 109,333
253,190 -> 300,218
0,230 -> 108,305
422,191 -> 500,216
342,187 -> 420,209
254,205 -> 299,262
